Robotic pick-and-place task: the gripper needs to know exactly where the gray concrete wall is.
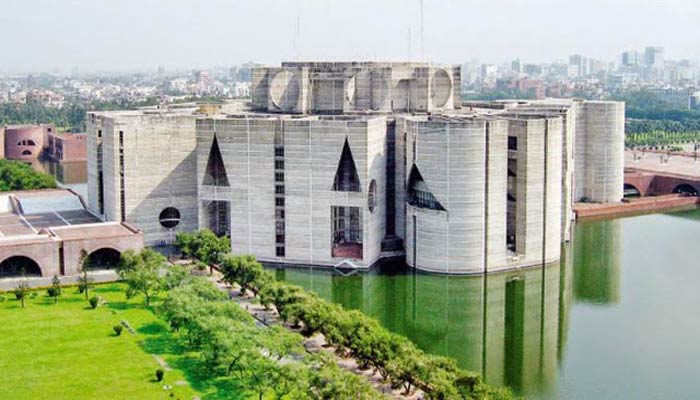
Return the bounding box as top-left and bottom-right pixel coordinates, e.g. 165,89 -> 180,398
86,112 -> 198,246
197,115 -> 386,267
405,117 -> 507,274
579,101 -> 625,203
252,62 -> 460,115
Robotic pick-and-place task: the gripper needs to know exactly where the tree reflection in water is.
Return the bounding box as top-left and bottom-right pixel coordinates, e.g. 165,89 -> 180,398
273,219 -> 621,397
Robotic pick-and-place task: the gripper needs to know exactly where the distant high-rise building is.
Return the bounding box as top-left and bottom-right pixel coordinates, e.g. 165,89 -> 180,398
644,46 -> 664,69
621,51 -> 639,67
511,58 -> 522,74
481,64 -> 497,78
569,54 -> 588,77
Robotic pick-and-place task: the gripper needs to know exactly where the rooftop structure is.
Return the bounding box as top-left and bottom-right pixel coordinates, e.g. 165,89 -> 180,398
0,189 -> 143,279
86,61 -> 625,274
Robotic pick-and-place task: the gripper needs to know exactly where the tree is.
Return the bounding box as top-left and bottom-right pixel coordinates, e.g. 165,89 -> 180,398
175,229 -> 230,265
47,275 -> 61,304
0,159 -> 57,192
220,254 -> 268,296
163,264 -> 191,290
14,278 -> 30,308
76,249 -> 93,300
117,249 -> 165,306
386,342 -> 426,395
305,361 -> 385,400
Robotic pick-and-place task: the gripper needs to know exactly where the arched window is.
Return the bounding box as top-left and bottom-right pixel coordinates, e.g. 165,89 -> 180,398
623,184 -> 641,198
0,256 -> 42,277
21,150 -> 32,156
87,248 -> 121,270
159,207 -> 181,228
26,140 -> 36,146
367,180 -> 377,212
673,184 -> 698,196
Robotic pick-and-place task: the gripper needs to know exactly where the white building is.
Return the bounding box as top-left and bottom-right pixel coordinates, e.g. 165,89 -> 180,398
86,61 -> 625,274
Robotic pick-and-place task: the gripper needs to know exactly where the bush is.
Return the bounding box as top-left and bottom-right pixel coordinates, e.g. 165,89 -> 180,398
14,290 -> 25,300
46,287 -> 59,297
113,324 -> 123,336
28,291 -> 38,299
155,368 -> 165,382
0,159 -> 57,191
89,296 -> 100,309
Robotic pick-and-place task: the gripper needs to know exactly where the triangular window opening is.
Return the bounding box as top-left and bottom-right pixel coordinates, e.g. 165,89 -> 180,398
203,135 -> 230,187
332,139 -> 361,192
407,165 -> 446,211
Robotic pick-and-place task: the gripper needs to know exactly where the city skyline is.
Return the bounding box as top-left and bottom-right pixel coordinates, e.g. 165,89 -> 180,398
1,0 -> 699,73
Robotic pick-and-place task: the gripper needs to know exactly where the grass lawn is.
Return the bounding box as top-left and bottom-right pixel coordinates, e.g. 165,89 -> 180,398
0,283 -> 212,400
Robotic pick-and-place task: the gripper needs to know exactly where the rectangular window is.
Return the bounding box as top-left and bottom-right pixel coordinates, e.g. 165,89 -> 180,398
276,209 -> 285,219
275,172 -> 284,182
508,136 -> 518,151
119,131 -> 126,222
276,246 -> 285,257
275,185 -> 285,194
275,147 -> 284,157
275,160 -> 284,170
275,197 -> 285,207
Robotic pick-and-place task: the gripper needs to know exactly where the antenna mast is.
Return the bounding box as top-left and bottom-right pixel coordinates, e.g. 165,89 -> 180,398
420,0 -> 424,61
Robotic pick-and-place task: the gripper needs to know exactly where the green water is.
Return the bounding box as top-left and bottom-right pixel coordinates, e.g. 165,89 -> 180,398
274,211 -> 700,399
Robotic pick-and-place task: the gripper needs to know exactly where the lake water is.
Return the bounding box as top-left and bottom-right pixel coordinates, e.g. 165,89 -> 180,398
31,158 -> 87,198
273,211 -> 700,399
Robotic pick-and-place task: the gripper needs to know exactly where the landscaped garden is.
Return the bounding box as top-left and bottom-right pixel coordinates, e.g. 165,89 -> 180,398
0,283 -> 200,400
0,230 -> 513,399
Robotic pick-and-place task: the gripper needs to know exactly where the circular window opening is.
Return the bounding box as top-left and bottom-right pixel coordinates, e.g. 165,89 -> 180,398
159,207 -> 181,229
368,179 -> 377,212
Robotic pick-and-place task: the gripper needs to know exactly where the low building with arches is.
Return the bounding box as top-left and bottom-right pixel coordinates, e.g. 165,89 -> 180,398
0,189 -> 143,279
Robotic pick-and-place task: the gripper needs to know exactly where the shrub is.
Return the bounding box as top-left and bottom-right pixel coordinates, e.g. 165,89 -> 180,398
28,291 -> 38,299
46,287 -> 59,297
113,324 -> 123,336
89,296 -> 100,309
156,368 -> 165,382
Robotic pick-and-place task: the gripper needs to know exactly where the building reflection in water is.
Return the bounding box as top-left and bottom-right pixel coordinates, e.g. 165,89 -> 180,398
572,219 -> 621,305
23,158 -> 88,198
275,220 -> 621,397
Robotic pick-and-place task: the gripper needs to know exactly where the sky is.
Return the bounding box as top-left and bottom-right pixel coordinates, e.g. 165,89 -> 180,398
0,0 -> 698,73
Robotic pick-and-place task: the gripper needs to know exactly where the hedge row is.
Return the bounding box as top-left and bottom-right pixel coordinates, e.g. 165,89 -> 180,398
160,275 -> 386,399
219,254 -> 513,400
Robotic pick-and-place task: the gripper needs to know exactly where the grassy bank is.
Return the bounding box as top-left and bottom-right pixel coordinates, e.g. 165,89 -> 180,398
0,284 -> 199,400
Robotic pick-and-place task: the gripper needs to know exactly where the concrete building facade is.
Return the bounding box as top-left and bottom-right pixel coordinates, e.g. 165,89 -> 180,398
85,62 -> 625,275
86,109 -> 199,246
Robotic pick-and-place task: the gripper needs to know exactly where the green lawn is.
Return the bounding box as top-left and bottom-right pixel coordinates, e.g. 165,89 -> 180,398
0,284 -> 204,400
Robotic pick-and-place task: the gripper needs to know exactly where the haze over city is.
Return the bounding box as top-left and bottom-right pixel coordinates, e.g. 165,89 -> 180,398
4,2 -> 700,400
1,0 -> 699,72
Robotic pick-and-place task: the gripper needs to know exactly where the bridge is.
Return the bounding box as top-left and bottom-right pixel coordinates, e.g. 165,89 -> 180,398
624,150 -> 700,197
